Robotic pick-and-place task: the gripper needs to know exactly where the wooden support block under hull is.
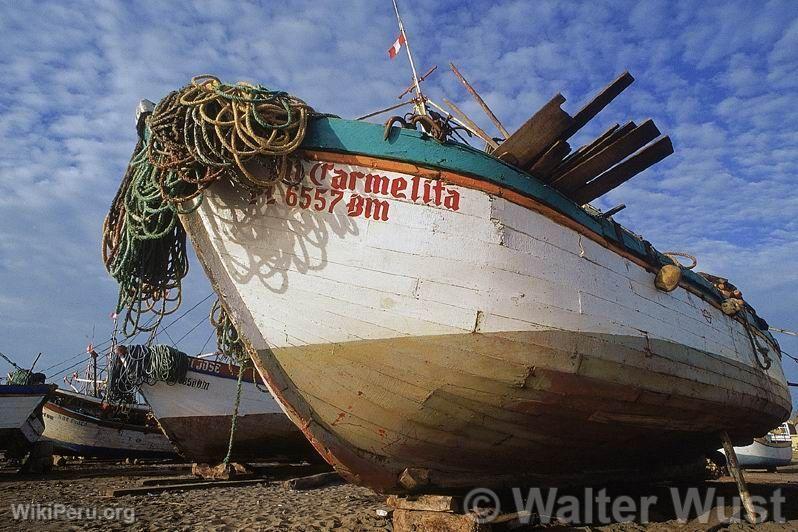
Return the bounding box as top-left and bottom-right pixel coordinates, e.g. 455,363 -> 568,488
392,509 -> 487,532
387,494 -> 459,512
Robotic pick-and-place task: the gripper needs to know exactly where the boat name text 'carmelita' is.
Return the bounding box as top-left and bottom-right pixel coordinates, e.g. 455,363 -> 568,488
269,162 -> 461,222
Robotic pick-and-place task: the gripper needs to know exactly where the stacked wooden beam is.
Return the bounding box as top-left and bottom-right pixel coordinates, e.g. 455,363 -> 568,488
495,72 -> 673,204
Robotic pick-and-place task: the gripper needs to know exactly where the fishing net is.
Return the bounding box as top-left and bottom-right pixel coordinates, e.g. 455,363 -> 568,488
7,369 -> 46,386
107,344 -> 189,405
103,76 -> 313,337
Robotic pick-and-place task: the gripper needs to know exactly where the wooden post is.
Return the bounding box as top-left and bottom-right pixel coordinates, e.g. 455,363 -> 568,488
356,99 -> 416,121
449,63 -> 510,139
719,431 -> 759,523
441,97 -> 499,149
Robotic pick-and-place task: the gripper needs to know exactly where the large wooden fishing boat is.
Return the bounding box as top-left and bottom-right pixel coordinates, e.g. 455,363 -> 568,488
42,388 -> 178,459
180,110 -> 791,492
134,353 -> 318,463
0,384 -> 55,458
104,26 -> 790,490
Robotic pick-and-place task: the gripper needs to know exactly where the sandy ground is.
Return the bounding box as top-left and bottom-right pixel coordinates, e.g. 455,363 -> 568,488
0,460 -> 389,531
1,459 -> 798,531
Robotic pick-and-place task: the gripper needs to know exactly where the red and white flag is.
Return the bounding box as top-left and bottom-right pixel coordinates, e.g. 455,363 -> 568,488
388,33 -> 406,59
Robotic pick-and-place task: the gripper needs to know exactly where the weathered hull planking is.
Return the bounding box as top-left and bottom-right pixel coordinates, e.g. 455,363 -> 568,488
42,390 -> 177,459
182,119 -> 791,492
139,356 -> 318,463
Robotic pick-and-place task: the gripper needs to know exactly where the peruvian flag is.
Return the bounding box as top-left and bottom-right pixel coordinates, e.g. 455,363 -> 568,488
388,33 -> 406,59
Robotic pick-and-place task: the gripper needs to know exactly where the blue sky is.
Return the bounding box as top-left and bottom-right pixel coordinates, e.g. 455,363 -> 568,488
0,0 -> 796,411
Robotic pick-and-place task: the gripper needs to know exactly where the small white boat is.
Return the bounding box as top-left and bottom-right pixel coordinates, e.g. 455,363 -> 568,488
724,423 -> 793,471
0,384 -> 56,458
42,388 -> 178,459
135,354 -> 317,463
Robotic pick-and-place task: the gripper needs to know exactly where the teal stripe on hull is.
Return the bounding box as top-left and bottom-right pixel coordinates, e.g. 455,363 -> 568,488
301,117 -> 726,307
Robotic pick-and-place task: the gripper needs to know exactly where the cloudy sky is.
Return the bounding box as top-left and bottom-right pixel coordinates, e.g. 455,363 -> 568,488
0,0 -> 796,409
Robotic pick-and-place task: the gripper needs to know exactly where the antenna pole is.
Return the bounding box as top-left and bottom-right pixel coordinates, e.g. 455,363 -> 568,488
0,351 -> 21,371
392,0 -> 427,115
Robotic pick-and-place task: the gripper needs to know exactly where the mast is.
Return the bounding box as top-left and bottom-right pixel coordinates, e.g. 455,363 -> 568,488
391,0 -> 427,116
88,344 -> 99,397
93,353 -> 98,397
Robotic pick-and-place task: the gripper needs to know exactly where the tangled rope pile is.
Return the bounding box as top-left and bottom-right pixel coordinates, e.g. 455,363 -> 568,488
103,76 -> 313,336
107,344 -> 189,404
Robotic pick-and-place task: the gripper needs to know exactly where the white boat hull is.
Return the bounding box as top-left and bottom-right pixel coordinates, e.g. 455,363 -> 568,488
0,385 -> 53,457
140,356 -> 316,463
733,439 -> 793,469
184,151 -> 792,491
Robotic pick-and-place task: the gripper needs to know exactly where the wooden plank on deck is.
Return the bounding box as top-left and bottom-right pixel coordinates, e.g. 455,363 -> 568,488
551,119 -> 661,193
559,123 -> 619,167
528,139 -> 570,180
560,71 -> 635,140
570,136 -> 674,204
552,121 -> 636,179
494,94 -> 573,168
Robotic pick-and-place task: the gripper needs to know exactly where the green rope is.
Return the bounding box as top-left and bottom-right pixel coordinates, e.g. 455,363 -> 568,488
222,360 -> 247,466
210,298 -> 247,363
210,297 -> 251,465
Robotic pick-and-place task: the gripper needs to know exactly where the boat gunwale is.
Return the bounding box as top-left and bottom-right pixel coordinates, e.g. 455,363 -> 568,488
44,400 -> 164,435
0,384 -> 56,397
182,353 -> 264,384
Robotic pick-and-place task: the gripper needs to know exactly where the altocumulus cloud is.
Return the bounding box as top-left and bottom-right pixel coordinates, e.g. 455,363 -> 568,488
0,0 -> 796,408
